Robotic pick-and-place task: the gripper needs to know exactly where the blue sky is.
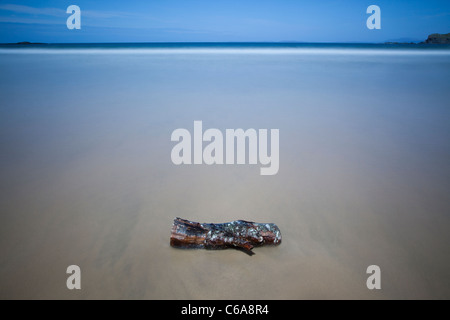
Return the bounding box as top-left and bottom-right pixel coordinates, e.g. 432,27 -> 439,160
0,0 -> 449,43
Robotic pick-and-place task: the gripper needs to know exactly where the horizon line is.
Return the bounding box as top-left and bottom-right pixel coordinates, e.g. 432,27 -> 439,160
0,40 -> 427,45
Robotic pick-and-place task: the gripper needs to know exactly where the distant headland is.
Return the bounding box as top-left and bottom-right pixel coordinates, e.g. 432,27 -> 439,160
385,33 -> 450,44
421,33 -> 450,44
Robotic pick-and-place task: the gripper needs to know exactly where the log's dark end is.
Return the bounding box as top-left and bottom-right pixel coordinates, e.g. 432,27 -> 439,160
170,217 -> 282,255
170,217 -> 207,249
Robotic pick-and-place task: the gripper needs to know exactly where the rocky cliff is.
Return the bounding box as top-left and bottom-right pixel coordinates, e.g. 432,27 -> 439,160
422,33 -> 450,44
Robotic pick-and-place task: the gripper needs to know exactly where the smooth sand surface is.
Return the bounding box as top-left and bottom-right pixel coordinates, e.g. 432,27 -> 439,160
1,51 -> 449,299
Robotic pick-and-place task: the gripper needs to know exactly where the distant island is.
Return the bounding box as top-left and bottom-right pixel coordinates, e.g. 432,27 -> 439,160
15,41 -> 46,45
421,33 -> 450,44
385,33 -> 450,44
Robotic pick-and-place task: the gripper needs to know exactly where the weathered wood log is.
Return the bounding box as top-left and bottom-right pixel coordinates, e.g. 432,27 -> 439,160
170,217 -> 282,255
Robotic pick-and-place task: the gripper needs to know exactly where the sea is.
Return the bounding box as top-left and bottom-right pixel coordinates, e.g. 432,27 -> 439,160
0,43 -> 449,299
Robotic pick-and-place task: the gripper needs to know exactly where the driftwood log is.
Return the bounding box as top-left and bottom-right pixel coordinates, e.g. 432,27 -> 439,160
170,217 -> 282,255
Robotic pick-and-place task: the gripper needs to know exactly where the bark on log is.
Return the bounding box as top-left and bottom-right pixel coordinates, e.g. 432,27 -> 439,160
170,217 -> 282,255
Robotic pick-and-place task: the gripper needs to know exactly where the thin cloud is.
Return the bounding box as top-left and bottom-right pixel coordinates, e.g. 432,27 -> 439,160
0,4 -> 151,20
0,16 -> 60,24
0,3 -> 186,34
82,10 -> 142,19
0,4 -> 65,17
422,12 -> 450,19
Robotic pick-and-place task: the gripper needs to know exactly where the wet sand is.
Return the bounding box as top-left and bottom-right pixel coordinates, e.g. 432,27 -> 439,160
0,50 -> 450,299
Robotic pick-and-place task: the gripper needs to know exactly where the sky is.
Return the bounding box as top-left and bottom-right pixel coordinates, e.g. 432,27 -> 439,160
0,0 -> 449,43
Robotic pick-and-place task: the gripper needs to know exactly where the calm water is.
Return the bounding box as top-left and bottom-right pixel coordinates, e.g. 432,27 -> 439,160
1,43 -> 450,299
